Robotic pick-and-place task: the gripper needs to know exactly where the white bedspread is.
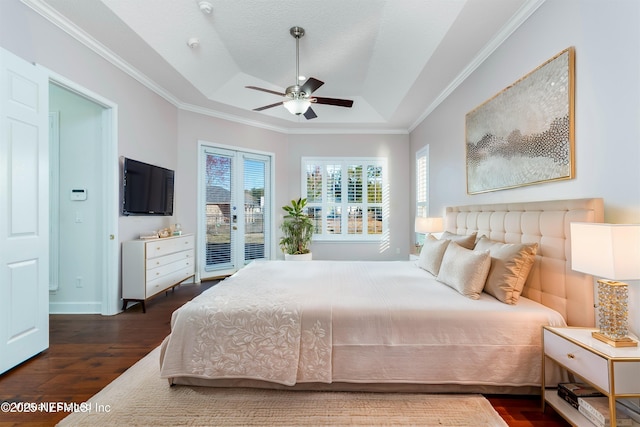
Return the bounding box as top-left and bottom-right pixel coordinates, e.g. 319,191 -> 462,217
160,260 -> 567,387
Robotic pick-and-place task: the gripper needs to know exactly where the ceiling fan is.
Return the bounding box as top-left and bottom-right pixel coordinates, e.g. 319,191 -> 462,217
245,26 -> 353,120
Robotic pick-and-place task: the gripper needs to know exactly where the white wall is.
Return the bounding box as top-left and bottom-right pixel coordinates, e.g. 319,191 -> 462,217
409,0 -> 640,334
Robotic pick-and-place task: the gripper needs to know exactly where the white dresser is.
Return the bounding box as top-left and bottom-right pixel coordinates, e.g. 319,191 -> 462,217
122,234 -> 195,312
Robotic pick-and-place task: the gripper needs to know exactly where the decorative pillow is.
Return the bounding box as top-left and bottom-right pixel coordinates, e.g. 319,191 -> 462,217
474,237 -> 539,304
436,242 -> 491,299
417,235 -> 450,275
440,231 -> 477,250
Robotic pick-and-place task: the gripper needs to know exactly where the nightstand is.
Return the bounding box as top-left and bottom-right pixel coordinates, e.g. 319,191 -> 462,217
542,326 -> 640,426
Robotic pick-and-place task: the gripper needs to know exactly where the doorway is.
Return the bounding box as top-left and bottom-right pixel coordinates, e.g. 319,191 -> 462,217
47,76 -> 119,315
199,144 -> 274,279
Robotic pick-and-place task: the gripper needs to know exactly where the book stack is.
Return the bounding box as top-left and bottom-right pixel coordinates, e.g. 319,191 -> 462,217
557,383 -> 638,426
557,382 -> 603,409
577,396 -> 633,427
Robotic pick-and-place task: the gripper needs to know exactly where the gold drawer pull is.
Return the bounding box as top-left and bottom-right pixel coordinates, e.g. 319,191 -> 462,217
567,353 -> 575,359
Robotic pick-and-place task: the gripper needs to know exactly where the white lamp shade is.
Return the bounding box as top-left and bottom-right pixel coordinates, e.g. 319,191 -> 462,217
283,98 -> 311,115
415,217 -> 444,234
570,222 -> 640,280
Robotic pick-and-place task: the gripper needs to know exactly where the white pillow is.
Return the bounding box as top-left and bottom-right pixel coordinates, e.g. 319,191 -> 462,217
440,231 -> 477,250
474,237 -> 538,304
417,235 -> 450,275
437,242 -> 491,299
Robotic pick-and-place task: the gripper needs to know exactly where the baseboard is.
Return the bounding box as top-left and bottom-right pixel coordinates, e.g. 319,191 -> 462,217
49,301 -> 102,314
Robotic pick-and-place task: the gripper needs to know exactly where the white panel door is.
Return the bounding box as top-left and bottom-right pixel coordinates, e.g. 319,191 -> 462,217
0,48 -> 49,374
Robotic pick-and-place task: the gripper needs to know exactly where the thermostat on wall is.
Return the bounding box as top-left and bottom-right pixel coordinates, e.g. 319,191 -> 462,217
70,188 -> 87,201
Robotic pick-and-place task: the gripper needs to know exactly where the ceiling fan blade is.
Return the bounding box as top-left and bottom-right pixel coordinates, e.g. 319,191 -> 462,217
245,86 -> 286,97
253,101 -> 283,111
313,97 -> 354,108
300,78 -> 324,96
303,107 -> 317,120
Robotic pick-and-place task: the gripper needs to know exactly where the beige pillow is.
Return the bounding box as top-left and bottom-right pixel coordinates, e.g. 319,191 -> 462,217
440,231 -> 477,250
474,237 -> 538,304
417,235 -> 450,275
436,242 -> 491,299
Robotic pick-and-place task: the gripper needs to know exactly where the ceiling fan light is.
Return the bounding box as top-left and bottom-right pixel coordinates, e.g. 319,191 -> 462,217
283,98 -> 311,115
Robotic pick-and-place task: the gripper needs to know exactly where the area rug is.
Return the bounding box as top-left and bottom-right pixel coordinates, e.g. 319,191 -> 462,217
57,347 -> 508,426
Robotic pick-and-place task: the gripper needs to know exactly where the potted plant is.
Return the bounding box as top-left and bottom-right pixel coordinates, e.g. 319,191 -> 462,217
279,197 -> 314,260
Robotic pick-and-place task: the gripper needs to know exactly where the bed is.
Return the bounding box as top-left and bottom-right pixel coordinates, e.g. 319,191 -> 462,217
159,198 -> 604,393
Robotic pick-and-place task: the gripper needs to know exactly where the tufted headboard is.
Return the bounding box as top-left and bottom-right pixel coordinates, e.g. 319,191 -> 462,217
444,198 -> 604,327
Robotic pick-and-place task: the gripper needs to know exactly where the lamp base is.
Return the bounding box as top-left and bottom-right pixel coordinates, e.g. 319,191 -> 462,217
592,331 -> 638,347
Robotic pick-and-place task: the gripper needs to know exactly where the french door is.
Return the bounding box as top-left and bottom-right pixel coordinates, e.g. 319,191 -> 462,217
199,145 -> 272,279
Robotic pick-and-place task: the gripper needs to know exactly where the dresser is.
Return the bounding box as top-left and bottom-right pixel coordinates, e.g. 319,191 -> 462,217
542,326 -> 640,426
122,234 -> 195,312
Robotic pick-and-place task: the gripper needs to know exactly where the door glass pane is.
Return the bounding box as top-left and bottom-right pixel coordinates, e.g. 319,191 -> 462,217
244,158 -> 266,262
205,153 -> 233,270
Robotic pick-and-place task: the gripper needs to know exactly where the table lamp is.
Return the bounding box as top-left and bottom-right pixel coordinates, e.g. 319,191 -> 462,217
570,222 -> 640,347
414,217 -> 444,252
415,217 -> 444,235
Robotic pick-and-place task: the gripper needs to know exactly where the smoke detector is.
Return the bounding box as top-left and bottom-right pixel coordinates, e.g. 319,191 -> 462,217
198,1 -> 213,14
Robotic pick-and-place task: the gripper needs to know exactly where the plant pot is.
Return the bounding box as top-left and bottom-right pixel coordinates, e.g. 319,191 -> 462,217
284,252 -> 312,261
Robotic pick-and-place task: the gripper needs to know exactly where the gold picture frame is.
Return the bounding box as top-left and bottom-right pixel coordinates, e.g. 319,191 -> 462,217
465,47 -> 575,194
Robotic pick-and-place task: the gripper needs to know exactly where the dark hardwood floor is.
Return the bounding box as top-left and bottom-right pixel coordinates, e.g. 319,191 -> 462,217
0,281 -> 569,427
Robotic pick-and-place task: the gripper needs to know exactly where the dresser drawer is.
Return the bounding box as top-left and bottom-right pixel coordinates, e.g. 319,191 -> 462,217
146,264 -> 195,297
146,236 -> 194,259
544,329 -> 609,392
146,257 -> 194,285
146,249 -> 193,270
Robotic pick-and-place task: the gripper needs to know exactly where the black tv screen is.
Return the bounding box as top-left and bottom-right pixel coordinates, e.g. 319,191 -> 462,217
122,158 -> 174,216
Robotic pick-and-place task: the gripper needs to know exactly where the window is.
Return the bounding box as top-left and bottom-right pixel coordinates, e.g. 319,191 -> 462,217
416,146 -> 429,245
302,157 -> 386,241
416,146 -> 429,218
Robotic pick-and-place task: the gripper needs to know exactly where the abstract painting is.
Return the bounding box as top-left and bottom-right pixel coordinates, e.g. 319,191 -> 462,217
466,47 -> 575,194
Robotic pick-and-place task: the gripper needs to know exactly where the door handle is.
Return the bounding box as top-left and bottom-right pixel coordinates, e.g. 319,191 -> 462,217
232,226 -> 238,230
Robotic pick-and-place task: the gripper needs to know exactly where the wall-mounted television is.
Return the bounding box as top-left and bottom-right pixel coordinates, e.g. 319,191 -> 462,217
122,157 -> 174,216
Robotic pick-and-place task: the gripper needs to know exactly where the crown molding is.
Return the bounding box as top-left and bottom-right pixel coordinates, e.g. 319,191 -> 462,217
21,0 -> 409,136
21,0 -> 541,137
21,0 -> 183,106
408,0 -> 546,133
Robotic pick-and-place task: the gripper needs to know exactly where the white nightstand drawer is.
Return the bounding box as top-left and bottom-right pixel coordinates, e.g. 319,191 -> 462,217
544,329 -> 609,392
